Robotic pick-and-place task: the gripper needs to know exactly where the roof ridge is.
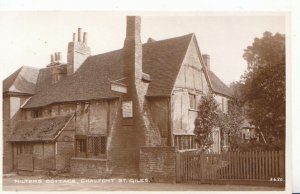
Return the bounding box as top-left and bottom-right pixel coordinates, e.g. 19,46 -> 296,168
89,48 -> 122,58
22,65 -> 40,70
89,33 -> 195,58
143,33 -> 194,45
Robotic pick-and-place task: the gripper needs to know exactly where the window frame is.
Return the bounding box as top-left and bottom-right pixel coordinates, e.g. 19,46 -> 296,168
75,135 -> 107,158
174,134 -> 196,150
15,143 -> 33,155
189,93 -> 197,110
31,110 -> 39,118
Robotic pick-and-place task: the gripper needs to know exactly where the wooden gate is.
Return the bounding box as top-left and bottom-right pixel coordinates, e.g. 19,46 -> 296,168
176,150 -> 285,186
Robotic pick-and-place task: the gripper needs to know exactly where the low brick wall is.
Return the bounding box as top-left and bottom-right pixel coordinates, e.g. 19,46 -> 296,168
139,146 -> 176,183
70,158 -> 108,178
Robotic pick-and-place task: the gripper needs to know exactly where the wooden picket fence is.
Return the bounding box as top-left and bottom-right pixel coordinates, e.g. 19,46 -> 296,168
176,150 -> 285,186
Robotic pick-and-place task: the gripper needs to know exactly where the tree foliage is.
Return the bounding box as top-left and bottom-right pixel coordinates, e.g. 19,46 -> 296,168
239,31 -> 285,149
194,94 -> 219,151
194,94 -> 243,152
219,100 -> 244,151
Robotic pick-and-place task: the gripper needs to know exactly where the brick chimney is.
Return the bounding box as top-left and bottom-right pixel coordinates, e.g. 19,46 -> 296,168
202,54 -> 210,71
109,16 -> 144,177
67,28 -> 91,75
123,16 -> 142,85
47,52 -> 62,67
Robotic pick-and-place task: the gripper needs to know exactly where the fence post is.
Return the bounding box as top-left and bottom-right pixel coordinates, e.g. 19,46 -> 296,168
176,152 -> 180,182
278,150 -> 285,179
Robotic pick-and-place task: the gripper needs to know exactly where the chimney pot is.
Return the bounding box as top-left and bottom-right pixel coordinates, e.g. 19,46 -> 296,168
54,52 -> 58,61
73,33 -> 76,42
57,52 -> 62,61
51,54 -> 54,63
83,32 -> 87,44
78,28 -> 82,42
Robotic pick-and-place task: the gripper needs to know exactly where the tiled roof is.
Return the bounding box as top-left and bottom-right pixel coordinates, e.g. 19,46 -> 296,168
207,70 -> 233,97
8,114 -> 73,142
35,63 -> 67,93
144,33 -> 193,96
3,66 -> 40,95
23,33 -> 193,108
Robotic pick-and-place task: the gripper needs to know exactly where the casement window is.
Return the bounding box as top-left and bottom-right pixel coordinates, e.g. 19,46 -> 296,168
76,139 -> 87,153
75,135 -> 107,158
189,93 -> 196,110
31,109 -> 42,118
31,110 -> 39,118
16,143 -> 33,155
87,136 -> 107,155
174,135 -> 196,150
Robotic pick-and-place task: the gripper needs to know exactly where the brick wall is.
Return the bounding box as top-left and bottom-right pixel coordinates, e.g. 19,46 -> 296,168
70,158 -> 108,178
139,146 -> 176,183
56,116 -> 75,172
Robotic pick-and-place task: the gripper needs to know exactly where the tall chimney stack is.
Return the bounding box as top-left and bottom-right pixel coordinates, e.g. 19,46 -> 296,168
111,16 -> 152,177
202,54 -> 210,71
67,28 -> 91,75
123,16 -> 142,84
78,28 -> 82,42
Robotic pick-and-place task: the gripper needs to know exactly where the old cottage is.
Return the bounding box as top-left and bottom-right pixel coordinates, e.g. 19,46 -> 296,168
3,16 -> 233,177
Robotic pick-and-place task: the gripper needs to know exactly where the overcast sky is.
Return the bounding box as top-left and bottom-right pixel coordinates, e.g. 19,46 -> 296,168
0,12 -> 286,85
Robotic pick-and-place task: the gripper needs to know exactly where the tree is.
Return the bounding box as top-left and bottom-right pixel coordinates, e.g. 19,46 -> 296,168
194,94 -> 219,152
194,92 -> 244,152
239,31 -> 285,150
219,100 -> 244,151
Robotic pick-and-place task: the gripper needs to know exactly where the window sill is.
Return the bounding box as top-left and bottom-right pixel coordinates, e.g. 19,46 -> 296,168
71,157 -> 107,161
188,109 -> 200,112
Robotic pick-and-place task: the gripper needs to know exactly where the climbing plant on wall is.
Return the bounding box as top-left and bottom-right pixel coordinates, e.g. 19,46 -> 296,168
194,94 -> 220,152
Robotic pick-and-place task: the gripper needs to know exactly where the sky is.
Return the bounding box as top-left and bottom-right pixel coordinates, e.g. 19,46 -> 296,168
0,12 -> 286,85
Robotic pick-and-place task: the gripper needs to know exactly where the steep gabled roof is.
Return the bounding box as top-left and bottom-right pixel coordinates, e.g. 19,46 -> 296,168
3,66 -> 40,95
208,70 -> 233,98
8,114 -> 73,142
144,33 -> 194,96
23,33 -> 193,108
